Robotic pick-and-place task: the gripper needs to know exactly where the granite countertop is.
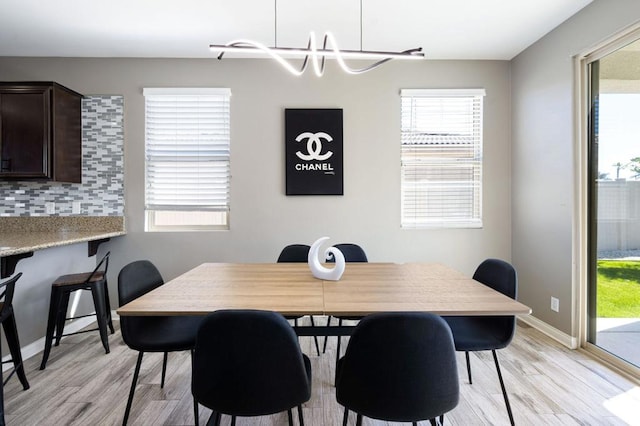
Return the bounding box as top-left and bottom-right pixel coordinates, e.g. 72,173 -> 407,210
0,216 -> 125,257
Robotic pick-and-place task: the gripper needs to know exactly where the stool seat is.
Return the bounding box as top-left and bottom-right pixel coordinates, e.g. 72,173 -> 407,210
40,252 -> 113,370
53,271 -> 105,286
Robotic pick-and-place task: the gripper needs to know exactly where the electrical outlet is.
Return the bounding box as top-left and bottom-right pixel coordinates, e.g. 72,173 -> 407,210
72,201 -> 82,214
45,202 -> 55,214
551,297 -> 559,312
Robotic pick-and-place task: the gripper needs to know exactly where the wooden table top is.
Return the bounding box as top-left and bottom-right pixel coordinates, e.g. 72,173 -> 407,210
116,262 -> 532,317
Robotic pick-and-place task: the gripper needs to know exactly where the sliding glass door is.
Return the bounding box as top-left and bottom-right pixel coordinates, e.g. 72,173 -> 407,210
588,38 -> 640,367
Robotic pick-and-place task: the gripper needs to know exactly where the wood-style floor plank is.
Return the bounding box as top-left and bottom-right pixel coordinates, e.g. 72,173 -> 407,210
2,319 -> 638,425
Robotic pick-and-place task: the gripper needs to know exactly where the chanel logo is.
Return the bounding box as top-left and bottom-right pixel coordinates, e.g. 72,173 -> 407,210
295,132 -> 333,161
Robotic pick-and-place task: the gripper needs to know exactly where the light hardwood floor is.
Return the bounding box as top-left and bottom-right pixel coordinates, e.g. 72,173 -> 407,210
3,319 -> 639,425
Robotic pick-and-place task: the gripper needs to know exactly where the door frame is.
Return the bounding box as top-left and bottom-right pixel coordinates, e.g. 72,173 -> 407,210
574,21 -> 640,380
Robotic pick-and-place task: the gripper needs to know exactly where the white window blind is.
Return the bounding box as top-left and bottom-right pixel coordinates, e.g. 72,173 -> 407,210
400,89 -> 484,228
144,88 -> 231,231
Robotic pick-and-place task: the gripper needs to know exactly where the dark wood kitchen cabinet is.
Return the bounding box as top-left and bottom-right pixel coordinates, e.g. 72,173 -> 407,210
0,82 -> 83,182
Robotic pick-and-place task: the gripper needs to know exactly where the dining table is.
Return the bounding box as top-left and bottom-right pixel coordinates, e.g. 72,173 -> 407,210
116,262 -> 531,336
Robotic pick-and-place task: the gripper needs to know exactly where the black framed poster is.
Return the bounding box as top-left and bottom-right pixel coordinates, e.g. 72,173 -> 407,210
285,108 -> 343,195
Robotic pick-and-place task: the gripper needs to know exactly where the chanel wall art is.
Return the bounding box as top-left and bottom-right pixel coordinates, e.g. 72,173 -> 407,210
285,108 -> 344,195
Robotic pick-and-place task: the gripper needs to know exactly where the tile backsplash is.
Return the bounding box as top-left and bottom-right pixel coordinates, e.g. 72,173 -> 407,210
0,95 -> 124,216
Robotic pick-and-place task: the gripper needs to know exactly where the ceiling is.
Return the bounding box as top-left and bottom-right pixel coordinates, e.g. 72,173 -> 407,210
0,0 -> 593,60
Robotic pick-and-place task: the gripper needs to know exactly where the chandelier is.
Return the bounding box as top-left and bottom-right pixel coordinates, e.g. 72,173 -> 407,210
209,1 -> 424,76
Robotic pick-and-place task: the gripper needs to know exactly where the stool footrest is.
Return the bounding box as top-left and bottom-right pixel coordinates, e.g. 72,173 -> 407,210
64,313 -> 97,321
62,327 -> 100,338
3,366 -> 18,386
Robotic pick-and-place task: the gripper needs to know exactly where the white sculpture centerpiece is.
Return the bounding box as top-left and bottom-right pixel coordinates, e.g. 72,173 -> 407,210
308,237 -> 345,281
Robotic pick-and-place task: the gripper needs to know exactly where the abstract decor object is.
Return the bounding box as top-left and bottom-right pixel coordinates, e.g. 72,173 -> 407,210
308,237 -> 345,281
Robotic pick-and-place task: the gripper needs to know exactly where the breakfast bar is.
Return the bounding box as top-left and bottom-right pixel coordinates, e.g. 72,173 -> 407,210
0,216 -> 125,277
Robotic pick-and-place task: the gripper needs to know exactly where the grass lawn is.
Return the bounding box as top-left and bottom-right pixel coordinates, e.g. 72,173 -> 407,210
597,260 -> 640,317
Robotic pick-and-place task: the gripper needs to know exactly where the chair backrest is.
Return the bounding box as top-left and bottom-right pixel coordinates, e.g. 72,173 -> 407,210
192,309 -> 312,417
118,260 -> 164,306
336,312 -> 459,423
117,260 -> 165,349
473,258 -> 518,346
86,251 -> 110,283
473,258 -> 517,300
0,272 -> 22,319
277,244 -> 310,262
330,243 -> 368,262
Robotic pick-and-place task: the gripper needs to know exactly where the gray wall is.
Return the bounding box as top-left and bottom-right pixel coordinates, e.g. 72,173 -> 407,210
511,0 -> 640,334
1,57 -> 512,346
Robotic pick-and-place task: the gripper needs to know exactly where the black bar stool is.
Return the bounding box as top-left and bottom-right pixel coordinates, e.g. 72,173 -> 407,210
0,272 -> 30,425
40,251 -> 113,370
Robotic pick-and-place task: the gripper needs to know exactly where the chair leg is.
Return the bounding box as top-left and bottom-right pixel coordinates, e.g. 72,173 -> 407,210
342,408 -> 349,426
309,316 -> 320,356
287,408 -> 293,426
355,413 -> 363,426
1,312 -> 29,390
492,350 -> 515,426
103,280 -> 115,334
465,351 -> 472,384
231,415 -> 236,426
191,349 -> 198,425
1,340 -> 5,426
193,398 -> 199,426
91,283 -> 110,354
335,318 -> 343,370
323,316 -> 332,353
205,411 -> 221,426
298,405 -> 304,426
54,290 -> 71,346
40,287 -> 62,370
123,352 -> 144,426
161,352 -> 168,388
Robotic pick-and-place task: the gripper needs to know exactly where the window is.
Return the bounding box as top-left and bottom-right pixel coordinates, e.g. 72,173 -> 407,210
400,89 -> 484,228
144,88 -> 231,231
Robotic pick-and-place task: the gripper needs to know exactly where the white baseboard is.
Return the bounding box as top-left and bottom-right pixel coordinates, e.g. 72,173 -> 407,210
2,314 -> 104,372
518,314 -> 579,349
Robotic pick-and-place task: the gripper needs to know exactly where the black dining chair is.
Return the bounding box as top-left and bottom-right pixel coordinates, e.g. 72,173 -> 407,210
336,312 -> 459,426
0,273 -> 30,426
443,258 -> 518,426
192,309 -> 312,426
323,243 -> 368,367
118,260 -> 203,426
329,244 -> 368,264
277,244 -> 321,356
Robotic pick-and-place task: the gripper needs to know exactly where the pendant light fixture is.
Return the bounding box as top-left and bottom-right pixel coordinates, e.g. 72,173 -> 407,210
209,0 -> 424,76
